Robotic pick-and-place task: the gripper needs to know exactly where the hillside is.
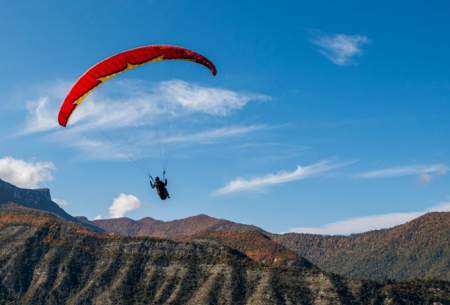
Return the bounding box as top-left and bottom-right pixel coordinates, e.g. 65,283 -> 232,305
0,209 -> 449,305
274,212 -> 450,281
92,210 -> 450,281
93,214 -> 266,238
183,230 -> 313,268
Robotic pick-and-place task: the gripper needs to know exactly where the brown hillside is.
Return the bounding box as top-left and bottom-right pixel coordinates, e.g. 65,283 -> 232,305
93,214 -> 266,238
274,212 -> 450,281
183,230 -> 313,268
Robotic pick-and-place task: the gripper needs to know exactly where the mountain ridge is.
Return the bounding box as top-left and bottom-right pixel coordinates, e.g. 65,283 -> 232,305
91,211 -> 450,281
1,179 -> 449,282
92,213 -> 267,238
1,208 -> 449,305
274,212 -> 450,281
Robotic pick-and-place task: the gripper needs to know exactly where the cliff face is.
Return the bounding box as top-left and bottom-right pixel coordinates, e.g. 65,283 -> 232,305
0,179 -> 59,212
0,179 -> 100,232
0,178 -> 74,221
0,210 -> 449,305
274,212 -> 450,281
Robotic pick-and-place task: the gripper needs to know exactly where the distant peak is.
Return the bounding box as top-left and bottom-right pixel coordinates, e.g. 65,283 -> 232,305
139,217 -> 157,221
191,214 -> 217,220
94,217 -> 134,223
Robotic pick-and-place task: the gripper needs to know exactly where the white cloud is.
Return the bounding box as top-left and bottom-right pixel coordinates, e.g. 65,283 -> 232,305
312,33 -> 370,65
18,80 -> 269,160
429,201 -> 450,212
289,202 -> 450,235
357,164 -> 448,183
15,80 -> 72,135
93,215 -> 103,220
66,137 -> 134,160
54,198 -> 69,207
109,193 -> 141,218
0,156 -> 55,188
53,124 -> 266,161
157,80 -> 270,116
20,79 -> 268,135
21,97 -> 59,135
160,125 -> 267,144
20,83 -> 165,135
215,160 -> 353,195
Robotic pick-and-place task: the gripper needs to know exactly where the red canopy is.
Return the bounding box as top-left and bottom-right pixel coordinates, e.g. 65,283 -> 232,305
58,45 -> 217,127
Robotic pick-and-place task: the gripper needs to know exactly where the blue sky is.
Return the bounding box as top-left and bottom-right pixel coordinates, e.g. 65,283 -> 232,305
1,1 -> 450,234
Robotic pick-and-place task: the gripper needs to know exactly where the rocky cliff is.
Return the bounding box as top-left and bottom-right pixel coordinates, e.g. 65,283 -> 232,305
0,178 -> 100,232
0,179 -> 71,219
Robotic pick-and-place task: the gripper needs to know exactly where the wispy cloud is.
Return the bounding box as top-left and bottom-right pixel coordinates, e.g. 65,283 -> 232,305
21,97 -> 59,135
215,160 -> 354,195
53,124 -> 267,161
109,193 -> 141,218
312,33 -> 370,65
65,137 -> 135,160
158,80 -> 270,116
54,198 -> 69,207
20,79 -> 269,135
160,125 -> 267,144
18,80 -> 269,160
0,156 -> 55,188
289,202 -> 450,235
357,164 -> 448,183
18,81 -> 71,135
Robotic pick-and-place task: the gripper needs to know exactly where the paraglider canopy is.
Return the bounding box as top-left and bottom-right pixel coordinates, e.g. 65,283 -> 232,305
58,45 -> 217,127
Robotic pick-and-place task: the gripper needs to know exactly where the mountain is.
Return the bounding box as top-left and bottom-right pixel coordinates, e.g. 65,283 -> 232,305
1,179 -> 449,283
274,212 -> 450,281
0,208 -> 449,305
0,178 -> 101,232
92,210 -> 450,281
93,214 -> 266,238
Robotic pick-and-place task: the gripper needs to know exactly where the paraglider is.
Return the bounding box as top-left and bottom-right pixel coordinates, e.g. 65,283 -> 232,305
150,172 -> 170,200
57,44 -> 217,200
57,44 -> 217,127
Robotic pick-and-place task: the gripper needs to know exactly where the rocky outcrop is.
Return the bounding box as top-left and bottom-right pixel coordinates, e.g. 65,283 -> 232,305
0,179 -> 68,218
0,179 -> 101,232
